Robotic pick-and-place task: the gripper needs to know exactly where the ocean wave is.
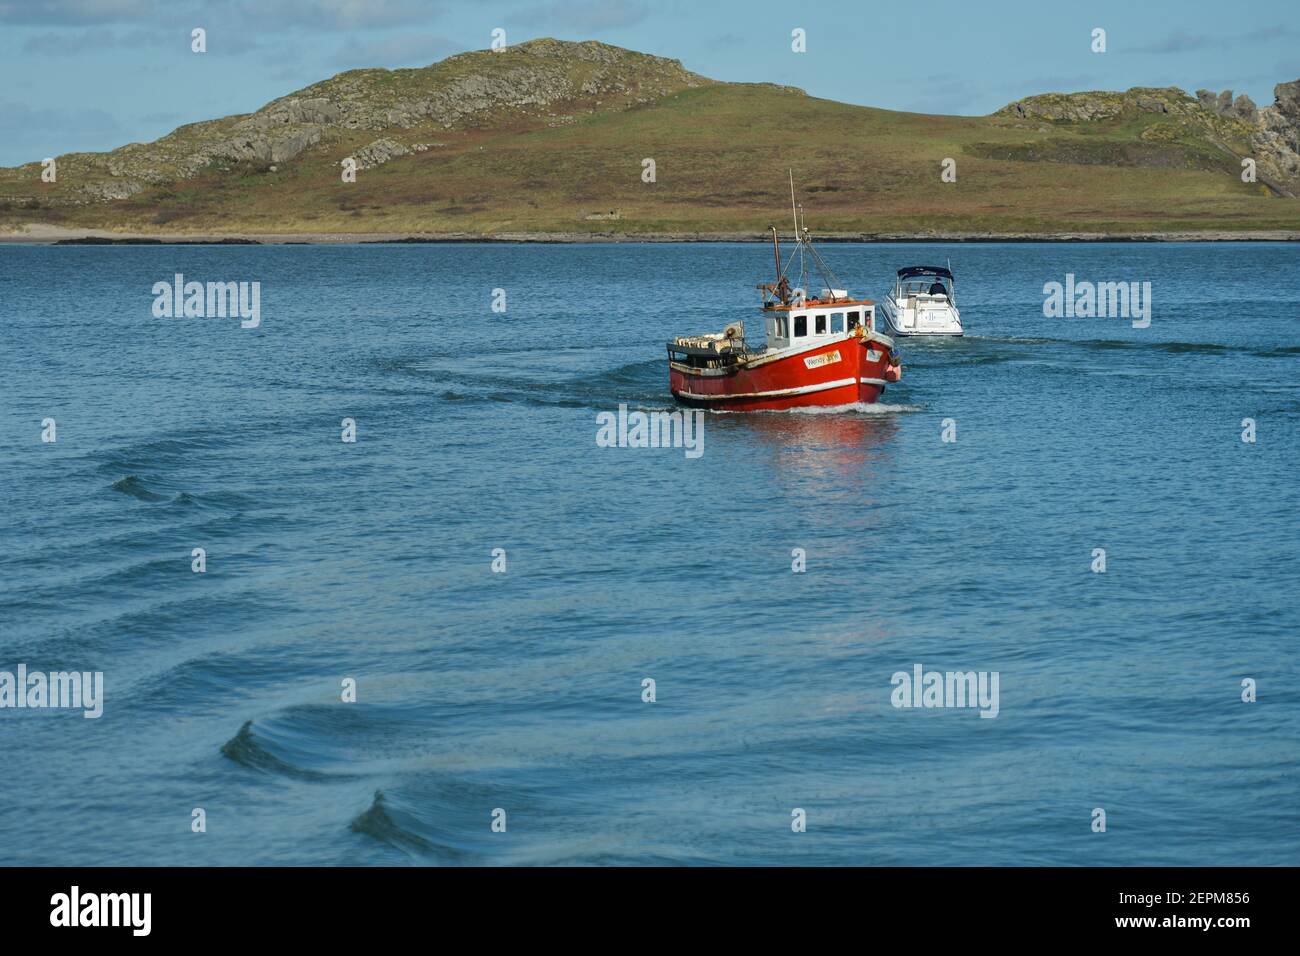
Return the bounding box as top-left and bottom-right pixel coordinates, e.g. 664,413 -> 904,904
349,787 -> 510,864
220,719 -> 353,781
349,790 -> 453,860
109,475 -> 169,502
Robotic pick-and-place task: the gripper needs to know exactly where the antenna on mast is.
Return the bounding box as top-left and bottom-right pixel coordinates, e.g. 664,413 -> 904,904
788,170 -> 798,238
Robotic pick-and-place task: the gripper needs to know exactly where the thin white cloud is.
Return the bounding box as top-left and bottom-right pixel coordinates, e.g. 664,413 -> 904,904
233,0 -> 441,31
0,100 -> 122,135
0,99 -> 125,164
22,28 -> 161,54
1129,24 -> 1298,55
514,0 -> 649,32
0,0 -> 154,24
331,34 -> 464,69
1,0 -> 440,31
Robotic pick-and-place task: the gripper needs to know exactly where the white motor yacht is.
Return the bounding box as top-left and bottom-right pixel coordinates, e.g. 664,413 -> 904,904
879,265 -> 963,336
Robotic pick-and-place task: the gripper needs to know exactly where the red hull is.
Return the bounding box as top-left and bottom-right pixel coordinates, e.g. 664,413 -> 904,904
669,333 -> 897,412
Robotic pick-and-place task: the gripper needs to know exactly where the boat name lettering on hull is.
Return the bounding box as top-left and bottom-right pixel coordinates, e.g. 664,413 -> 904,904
804,350 -> 842,369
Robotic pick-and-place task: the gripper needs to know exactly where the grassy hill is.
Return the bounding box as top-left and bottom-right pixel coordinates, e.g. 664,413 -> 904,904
3,38 -> 1298,238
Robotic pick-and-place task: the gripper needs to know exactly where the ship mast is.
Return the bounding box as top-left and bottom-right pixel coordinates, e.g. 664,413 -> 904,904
789,170 -> 799,236
770,226 -> 782,283
759,172 -> 844,308
789,170 -> 808,296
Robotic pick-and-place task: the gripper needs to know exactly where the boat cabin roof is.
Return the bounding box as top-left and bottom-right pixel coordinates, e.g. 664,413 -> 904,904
897,265 -> 952,280
766,297 -> 874,312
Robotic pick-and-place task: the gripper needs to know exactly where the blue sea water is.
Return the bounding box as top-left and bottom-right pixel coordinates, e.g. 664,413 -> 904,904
0,241 -> 1297,866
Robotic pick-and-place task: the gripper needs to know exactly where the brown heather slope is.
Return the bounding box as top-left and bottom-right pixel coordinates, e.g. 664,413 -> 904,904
2,38 -> 1300,238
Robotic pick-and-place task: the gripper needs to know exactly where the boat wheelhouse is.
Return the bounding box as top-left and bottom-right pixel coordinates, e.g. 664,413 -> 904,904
666,180 -> 901,412
879,265 -> 963,337
762,290 -> 874,348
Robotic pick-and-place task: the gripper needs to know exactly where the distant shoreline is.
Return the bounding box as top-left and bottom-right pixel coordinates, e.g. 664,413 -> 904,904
2,224 -> 1299,245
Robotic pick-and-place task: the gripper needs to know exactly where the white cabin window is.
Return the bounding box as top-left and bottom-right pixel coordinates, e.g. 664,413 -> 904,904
831,313 -> 845,334
777,316 -> 788,337
767,317 -> 777,337
847,311 -> 860,330
815,314 -> 827,335
793,315 -> 807,337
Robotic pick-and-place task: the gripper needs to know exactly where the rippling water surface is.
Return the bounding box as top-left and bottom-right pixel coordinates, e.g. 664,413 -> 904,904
1,242 -> 1297,865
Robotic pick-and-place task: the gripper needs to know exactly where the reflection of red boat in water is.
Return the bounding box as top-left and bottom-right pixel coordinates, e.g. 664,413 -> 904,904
668,182 -> 901,412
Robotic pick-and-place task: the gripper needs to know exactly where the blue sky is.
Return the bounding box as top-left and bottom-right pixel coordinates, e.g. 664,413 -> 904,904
2,0 -> 1298,166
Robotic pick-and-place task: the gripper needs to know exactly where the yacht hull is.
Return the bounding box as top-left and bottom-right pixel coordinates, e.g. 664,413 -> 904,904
880,297 -> 963,337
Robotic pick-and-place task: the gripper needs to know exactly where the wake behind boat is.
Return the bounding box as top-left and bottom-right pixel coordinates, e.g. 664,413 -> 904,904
667,182 -> 902,412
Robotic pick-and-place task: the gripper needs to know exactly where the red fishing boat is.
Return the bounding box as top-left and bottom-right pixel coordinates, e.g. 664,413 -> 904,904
667,185 -> 901,412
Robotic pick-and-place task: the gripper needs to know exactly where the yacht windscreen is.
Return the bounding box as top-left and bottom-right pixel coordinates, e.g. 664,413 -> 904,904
900,277 -> 952,296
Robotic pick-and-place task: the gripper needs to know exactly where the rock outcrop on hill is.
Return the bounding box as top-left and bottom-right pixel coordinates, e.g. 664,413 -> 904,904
1001,86 -> 1191,123
1000,81 -> 1300,194
1253,81 -> 1300,182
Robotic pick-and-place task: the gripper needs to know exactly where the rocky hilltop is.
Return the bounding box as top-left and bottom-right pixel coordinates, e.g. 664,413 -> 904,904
998,81 -> 1300,195
2,38 -> 710,204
